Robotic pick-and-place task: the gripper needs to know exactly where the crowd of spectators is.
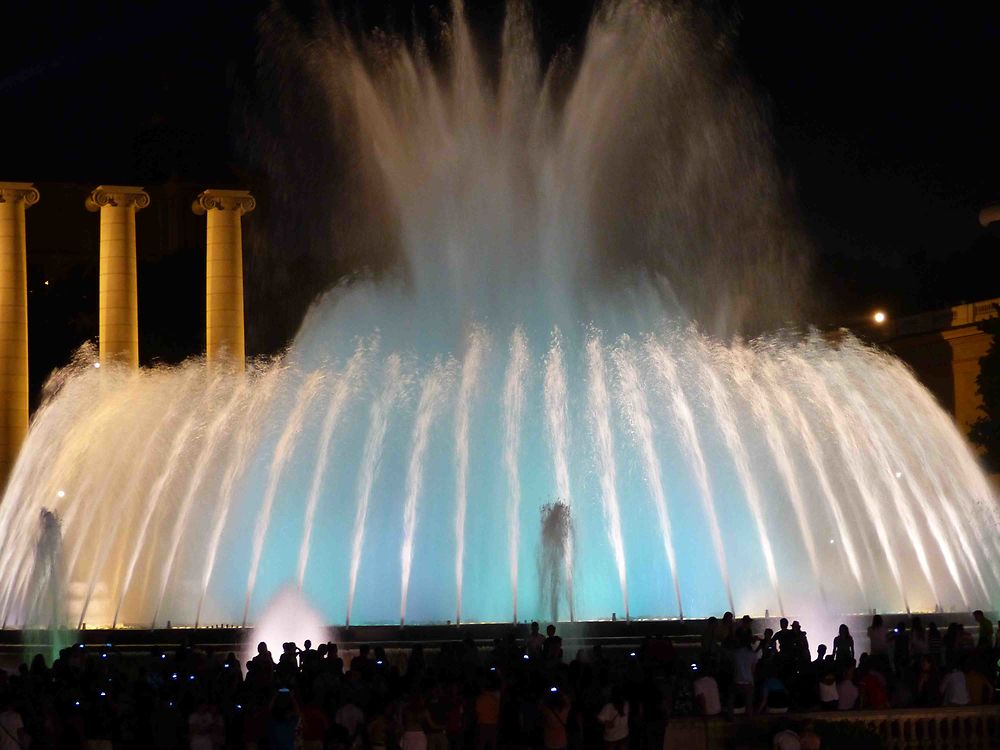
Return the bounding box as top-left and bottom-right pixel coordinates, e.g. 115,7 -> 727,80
688,610 -> 997,719
0,612 -> 997,750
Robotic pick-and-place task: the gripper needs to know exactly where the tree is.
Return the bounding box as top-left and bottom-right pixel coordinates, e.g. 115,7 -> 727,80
969,306 -> 1000,472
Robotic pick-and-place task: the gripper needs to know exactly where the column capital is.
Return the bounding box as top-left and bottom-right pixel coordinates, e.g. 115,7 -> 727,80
83,185 -> 149,211
0,182 -> 39,208
980,203 -> 1000,228
192,188 -> 255,216
85,185 -> 150,212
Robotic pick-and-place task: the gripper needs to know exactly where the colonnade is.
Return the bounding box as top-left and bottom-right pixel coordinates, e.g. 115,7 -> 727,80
0,182 -> 254,490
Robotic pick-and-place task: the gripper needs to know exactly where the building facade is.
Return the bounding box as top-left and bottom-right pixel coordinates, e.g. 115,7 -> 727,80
882,297 -> 998,457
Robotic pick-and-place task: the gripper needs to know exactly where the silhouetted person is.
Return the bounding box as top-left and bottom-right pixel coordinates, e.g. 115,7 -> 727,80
910,616 -> 928,659
328,642 -> 345,676
526,622 -> 545,659
299,639 -> 318,671
351,645 -> 373,676
755,627 -> 775,662
788,621 -> 809,668
868,615 -> 889,657
251,641 -> 275,684
474,676 -> 501,750
940,662 -> 970,706
928,622 -> 943,665
892,620 -> 911,676
811,644 -> 827,672
268,689 -> 299,750
543,625 -> 562,662
832,624 -> 854,665
773,618 -> 793,656
731,630 -> 759,717
973,610 -> 994,649
596,686 -> 629,750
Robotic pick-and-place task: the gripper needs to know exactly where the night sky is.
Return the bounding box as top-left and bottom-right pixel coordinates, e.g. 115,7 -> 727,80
2,1 -> 998,404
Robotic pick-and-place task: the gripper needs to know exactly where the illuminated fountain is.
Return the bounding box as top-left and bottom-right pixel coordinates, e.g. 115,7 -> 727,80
1,0 -> 998,630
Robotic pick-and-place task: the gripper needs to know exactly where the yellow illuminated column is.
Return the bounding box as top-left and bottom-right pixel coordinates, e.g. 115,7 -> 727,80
85,186 -> 150,368
192,189 -> 255,370
0,182 -> 39,491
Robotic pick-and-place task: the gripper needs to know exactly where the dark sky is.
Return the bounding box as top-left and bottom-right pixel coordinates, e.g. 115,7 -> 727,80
1,1 -> 998,402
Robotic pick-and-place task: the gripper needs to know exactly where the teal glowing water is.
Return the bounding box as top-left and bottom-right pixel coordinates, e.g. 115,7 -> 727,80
1,1 -> 997,629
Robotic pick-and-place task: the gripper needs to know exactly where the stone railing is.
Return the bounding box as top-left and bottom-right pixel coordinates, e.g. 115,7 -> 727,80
664,705 -> 1000,749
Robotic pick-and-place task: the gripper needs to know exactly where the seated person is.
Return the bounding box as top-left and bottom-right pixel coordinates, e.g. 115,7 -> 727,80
691,664 -> 721,717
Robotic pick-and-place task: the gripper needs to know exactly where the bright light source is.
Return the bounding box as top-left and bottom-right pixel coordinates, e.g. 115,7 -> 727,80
57,490 -> 65,498
895,471 -> 902,479
829,539 -> 835,544
93,362 -> 101,369
43,280 -> 50,286
873,311 -> 887,324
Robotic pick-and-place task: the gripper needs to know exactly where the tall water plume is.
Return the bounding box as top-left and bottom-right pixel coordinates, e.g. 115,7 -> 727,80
0,1 -> 997,628
538,501 -> 574,623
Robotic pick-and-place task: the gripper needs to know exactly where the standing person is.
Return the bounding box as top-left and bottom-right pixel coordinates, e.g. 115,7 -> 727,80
755,628 -> 776,662
734,615 -> 754,644
474,677 -> 501,750
351,645 -> 373,676
0,697 -> 27,750
914,655 -> 939,707
731,631 -> 759,717
892,621 -> 911,676
367,701 -> 390,750
719,613 -> 737,650
940,663 -> 971,706
443,683 -> 465,750
965,662 -> 994,706
328,643 -> 345,676
250,642 -> 276,686
335,694 -> 365,747
973,611 -> 994,650
832,625 -> 855,666
300,694 -> 330,750
867,615 -> 889,657
772,619 -> 793,662
836,666 -> 859,710
188,703 -> 217,750
700,617 -> 722,676
400,693 -> 431,750
543,625 -> 563,663
539,688 -> 571,750
596,688 -> 629,750
927,623 -> 943,666
910,617 -> 928,659
526,623 -> 545,660
789,621 -> 810,668
267,690 -> 299,750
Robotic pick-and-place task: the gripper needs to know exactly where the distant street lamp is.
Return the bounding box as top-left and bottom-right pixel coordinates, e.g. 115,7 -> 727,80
873,310 -> 887,324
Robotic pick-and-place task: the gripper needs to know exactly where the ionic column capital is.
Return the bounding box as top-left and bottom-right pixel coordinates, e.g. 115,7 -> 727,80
192,188 -> 256,216
980,203 -> 1000,228
85,185 -> 150,212
0,182 -> 40,208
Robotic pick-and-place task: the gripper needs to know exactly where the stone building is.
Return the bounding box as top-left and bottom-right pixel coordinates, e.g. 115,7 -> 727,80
881,297 -> 998,459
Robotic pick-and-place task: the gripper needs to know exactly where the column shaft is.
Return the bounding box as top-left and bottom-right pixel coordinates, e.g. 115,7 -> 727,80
206,208 -> 245,365
87,186 -> 149,369
0,182 -> 38,492
193,189 -> 255,370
